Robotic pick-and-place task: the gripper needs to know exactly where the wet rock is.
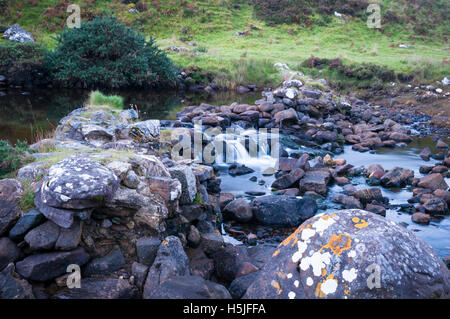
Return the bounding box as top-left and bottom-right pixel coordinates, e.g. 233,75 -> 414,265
229,272 -> 259,299
229,165 -> 254,176
0,264 -> 34,299
436,139 -> 448,149
0,179 -> 22,202
0,201 -> 20,236
333,194 -> 362,209
422,198 -> 449,215
136,237 -> 161,266
147,275 -> 231,299
271,168 -> 305,189
412,212 -> 431,225
314,131 -> 338,144
143,236 -> 190,298
8,209 -> 45,242
295,154 -> 310,171
389,132 -> 413,143
380,167 -> 414,188
24,221 -> 60,251
84,248 -> 125,277
334,164 -> 354,176
223,199 -> 253,223
40,157 -> 120,210
434,189 -> 450,205
16,247 -> 90,281
168,165 -> 197,204
0,238 -> 20,271
131,262 -> 149,290
55,278 -> 136,299
55,221 -> 82,251
251,195 -> 317,227
365,204 -> 386,216
350,188 -> 384,205
432,165 -> 448,174
418,173 -> 448,191
219,192 -> 234,211
420,147 -> 432,161
212,245 -> 252,283
278,157 -> 298,172
274,188 -> 300,196
244,210 -> 450,299
299,168 -> 331,196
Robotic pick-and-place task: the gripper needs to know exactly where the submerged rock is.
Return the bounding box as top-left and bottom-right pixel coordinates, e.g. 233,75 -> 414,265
244,210 -> 449,299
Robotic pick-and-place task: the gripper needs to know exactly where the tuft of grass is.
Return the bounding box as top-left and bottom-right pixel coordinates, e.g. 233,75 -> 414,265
18,179 -> 36,211
88,91 -> 124,110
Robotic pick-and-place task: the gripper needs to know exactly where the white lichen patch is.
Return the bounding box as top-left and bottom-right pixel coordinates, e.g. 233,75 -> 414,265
288,291 -> 296,299
347,250 -> 356,258
320,278 -> 338,295
306,277 -> 313,286
342,268 -> 358,283
312,217 -> 336,235
294,280 -> 300,288
299,251 -> 331,277
301,228 -> 316,241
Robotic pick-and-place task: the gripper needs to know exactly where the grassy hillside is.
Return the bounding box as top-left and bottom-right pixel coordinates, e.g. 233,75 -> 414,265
0,0 -> 449,87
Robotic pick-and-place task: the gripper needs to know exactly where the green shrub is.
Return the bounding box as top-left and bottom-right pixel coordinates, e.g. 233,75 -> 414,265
89,91 -> 124,110
46,14 -> 177,88
0,140 -> 33,178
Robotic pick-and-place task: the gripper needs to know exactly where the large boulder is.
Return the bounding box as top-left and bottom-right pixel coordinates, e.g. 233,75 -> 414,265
40,157 -> 120,210
143,236 -> 190,298
244,210 -> 450,299
147,275 -> 231,299
251,195 -> 318,227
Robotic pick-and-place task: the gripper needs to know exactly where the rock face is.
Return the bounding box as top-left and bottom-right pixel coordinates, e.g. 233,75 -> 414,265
251,195 -> 318,227
147,275 -> 231,299
168,166 -> 197,204
244,210 -> 450,299
0,179 -> 23,202
143,236 -> 190,298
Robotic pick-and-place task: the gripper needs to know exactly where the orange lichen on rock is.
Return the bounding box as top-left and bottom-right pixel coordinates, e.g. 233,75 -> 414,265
272,249 -> 280,257
321,234 -> 352,256
271,280 -> 282,295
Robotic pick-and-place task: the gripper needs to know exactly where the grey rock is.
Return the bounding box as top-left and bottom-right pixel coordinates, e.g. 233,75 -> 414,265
9,209 -> 45,241
128,120 -> 160,143
223,199 -> 253,223
24,221 -> 60,251
83,248 -> 125,277
131,261 -> 149,290
0,264 -> 34,299
169,165 -> 197,204
136,237 -> 161,266
123,170 -> 139,189
3,24 -> 34,42
0,200 -> 20,236
229,272 -> 259,299
0,238 -> 21,271
0,179 -> 22,202
54,278 -> 136,299
16,247 -> 90,281
55,221 -> 82,250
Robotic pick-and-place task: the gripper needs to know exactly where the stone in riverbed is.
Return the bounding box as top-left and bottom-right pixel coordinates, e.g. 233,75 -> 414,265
418,173 -> 448,191
380,167 -> 414,188
350,188 -> 384,205
223,198 -> 253,223
422,198 -> 449,215
40,157 -> 120,210
143,236 -> 190,298
244,209 -> 450,299
16,247 -> 90,281
0,200 -> 20,236
412,212 -> 431,224
0,238 -> 21,271
228,164 -> 254,176
332,194 -> 362,209
251,195 -> 317,227
271,168 -> 304,189
299,168 -> 331,196
147,275 -> 231,299
8,209 -> 45,241
420,147 -> 432,161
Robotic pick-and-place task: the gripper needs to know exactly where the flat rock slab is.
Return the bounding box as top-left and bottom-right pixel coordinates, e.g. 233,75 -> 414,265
251,195 -> 318,227
244,209 -> 450,299
54,278 -> 136,299
41,157 -> 119,210
16,247 -> 90,281
299,168 -> 331,196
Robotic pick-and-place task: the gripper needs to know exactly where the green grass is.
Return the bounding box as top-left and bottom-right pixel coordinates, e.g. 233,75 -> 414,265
1,1 -> 449,86
88,91 -> 124,110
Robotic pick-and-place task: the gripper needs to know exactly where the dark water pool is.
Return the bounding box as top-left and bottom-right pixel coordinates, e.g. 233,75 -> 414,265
0,88 -> 259,144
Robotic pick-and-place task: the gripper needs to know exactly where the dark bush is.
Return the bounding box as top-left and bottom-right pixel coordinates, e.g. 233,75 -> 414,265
0,42 -> 48,86
47,14 -> 177,88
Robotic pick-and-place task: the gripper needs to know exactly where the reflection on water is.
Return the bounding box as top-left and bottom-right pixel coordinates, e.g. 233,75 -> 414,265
0,88 -> 259,144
